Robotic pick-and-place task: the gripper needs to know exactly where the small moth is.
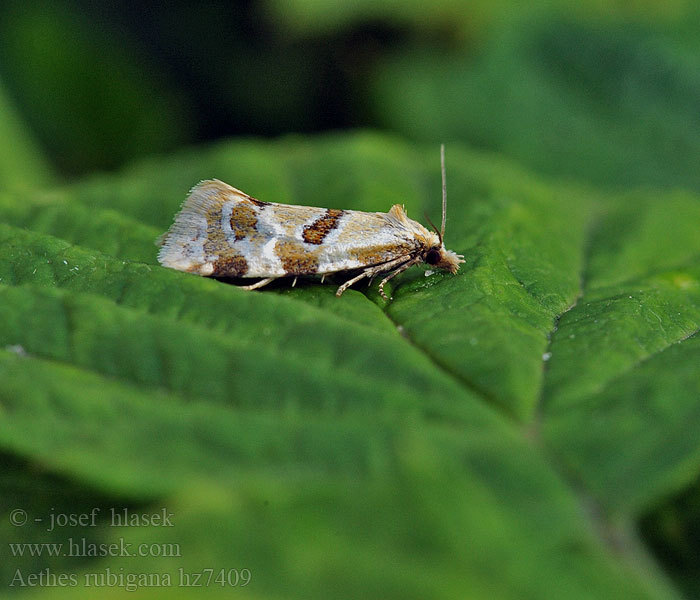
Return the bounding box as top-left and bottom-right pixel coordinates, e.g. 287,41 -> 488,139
158,145 -> 464,299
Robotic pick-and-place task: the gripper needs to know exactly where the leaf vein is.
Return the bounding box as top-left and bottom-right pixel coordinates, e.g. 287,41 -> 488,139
528,214 -> 601,436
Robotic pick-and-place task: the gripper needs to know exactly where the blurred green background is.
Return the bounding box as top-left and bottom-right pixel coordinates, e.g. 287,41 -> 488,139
2,1 -> 700,598
2,0 -> 700,188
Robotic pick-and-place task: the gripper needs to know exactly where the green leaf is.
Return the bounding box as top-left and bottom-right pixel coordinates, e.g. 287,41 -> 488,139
263,0 -> 689,38
0,132 -> 698,598
370,16 -> 700,191
0,2 -> 192,175
541,194 -> 700,516
0,78 -> 54,192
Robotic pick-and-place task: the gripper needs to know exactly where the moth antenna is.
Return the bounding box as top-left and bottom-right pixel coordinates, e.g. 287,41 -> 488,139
424,211 -> 442,244
440,143 -> 447,240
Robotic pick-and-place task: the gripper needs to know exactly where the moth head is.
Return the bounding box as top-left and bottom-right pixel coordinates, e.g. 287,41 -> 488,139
424,244 -> 464,274
422,144 -> 465,274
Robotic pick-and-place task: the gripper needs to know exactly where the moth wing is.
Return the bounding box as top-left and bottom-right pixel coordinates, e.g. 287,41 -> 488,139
310,206 -> 423,274
159,180 -> 259,276
158,179 -> 327,277
234,202 -> 421,277
158,180 -> 425,279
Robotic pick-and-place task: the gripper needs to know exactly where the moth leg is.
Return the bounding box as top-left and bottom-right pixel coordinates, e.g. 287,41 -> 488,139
378,258 -> 420,300
335,256 -> 412,298
239,277 -> 275,291
335,270 -> 371,297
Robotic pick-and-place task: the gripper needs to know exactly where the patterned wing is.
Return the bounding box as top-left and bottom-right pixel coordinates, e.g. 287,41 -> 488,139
158,180 -> 424,278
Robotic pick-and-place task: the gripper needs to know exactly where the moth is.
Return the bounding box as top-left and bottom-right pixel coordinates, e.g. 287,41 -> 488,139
158,145 -> 464,299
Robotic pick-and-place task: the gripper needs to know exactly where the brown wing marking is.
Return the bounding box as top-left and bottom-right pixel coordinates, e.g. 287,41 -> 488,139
302,209 -> 345,245
275,241 -> 321,275
230,203 -> 258,241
